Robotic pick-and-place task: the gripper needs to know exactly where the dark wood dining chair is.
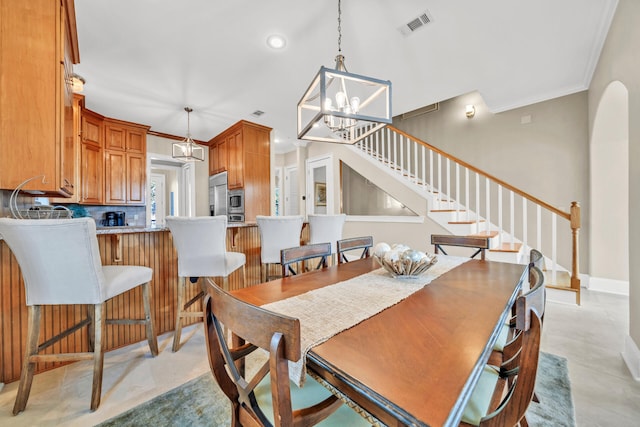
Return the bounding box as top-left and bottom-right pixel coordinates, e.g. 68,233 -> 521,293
460,265 -> 545,426
203,279 -> 370,427
431,234 -> 491,260
280,242 -> 331,277
336,236 -> 373,264
491,262 -> 545,361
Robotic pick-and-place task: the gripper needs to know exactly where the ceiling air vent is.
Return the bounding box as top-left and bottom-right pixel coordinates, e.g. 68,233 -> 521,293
398,10 -> 433,37
251,110 -> 265,118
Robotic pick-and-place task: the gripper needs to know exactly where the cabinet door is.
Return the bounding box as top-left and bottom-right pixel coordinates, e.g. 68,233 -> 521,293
127,128 -> 146,153
0,0 -> 59,192
228,130 -> 244,189
209,144 -> 219,175
82,111 -> 103,146
80,143 -> 103,204
127,152 -> 146,205
218,139 -> 229,173
104,150 -> 127,204
105,124 -> 126,151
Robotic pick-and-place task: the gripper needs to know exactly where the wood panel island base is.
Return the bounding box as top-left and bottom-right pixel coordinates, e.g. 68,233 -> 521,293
0,223 -> 262,384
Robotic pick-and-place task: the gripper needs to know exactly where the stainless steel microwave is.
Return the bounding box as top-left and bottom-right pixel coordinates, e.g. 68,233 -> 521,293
228,189 -> 244,214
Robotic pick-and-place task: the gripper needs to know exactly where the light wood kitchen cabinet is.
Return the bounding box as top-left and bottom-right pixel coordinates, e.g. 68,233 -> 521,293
0,0 -> 79,195
104,118 -> 149,205
207,120 -> 271,221
209,144 -> 219,176
227,130 -> 244,189
80,142 -> 103,204
79,108 -> 104,204
209,137 -> 228,176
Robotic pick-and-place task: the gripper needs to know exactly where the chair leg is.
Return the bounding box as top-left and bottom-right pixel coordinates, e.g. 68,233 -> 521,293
241,265 -> 246,288
173,276 -> 186,352
90,303 -> 105,411
13,305 -> 41,415
222,276 -> 230,291
142,282 -> 158,356
87,304 -> 95,352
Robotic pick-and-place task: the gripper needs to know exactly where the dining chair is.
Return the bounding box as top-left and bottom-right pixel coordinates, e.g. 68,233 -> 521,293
460,265 -> 545,426
307,214 -> 346,264
203,279 -> 371,426
491,259 -> 545,356
431,234 -> 491,260
280,242 -> 331,277
337,236 -> 373,264
0,217 -> 158,414
166,215 -> 246,352
256,215 -> 304,281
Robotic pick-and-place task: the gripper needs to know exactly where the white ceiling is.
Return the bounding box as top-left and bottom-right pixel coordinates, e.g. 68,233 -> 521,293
74,0 -> 618,154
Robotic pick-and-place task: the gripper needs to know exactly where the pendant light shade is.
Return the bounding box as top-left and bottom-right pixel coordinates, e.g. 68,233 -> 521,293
297,0 -> 392,144
172,107 -> 205,162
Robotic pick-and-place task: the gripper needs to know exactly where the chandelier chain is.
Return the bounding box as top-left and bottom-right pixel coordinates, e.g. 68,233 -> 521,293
337,0 -> 342,53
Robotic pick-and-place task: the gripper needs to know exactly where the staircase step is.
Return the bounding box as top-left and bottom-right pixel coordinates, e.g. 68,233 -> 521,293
449,220 -> 486,225
431,209 -> 467,213
469,231 -> 499,238
490,243 -> 523,253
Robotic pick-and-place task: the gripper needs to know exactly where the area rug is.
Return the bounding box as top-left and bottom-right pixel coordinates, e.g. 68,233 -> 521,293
95,352 -> 575,427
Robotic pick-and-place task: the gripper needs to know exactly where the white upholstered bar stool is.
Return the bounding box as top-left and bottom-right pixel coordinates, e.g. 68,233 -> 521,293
308,213 -> 346,265
256,215 -> 304,282
0,217 -> 158,414
165,215 -> 246,352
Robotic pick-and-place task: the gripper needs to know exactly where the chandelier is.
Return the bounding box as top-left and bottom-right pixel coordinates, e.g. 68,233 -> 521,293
172,107 -> 205,162
297,0 -> 392,144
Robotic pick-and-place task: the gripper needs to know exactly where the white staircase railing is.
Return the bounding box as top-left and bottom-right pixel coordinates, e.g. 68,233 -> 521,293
353,125 -> 581,303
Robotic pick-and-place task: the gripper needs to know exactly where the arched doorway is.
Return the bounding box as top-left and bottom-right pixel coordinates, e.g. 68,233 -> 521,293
590,81 -> 629,292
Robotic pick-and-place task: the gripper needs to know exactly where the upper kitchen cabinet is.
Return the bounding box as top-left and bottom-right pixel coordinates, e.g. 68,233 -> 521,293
0,0 -> 80,196
208,120 -> 271,221
79,107 -> 104,204
104,118 -> 150,205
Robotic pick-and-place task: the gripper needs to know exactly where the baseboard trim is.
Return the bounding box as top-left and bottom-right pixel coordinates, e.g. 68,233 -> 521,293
587,276 -> 629,296
622,335 -> 640,381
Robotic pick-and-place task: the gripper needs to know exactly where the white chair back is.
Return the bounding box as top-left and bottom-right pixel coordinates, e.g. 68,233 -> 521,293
0,218 -> 105,305
256,215 -> 304,264
166,216 -> 230,277
307,214 -> 346,254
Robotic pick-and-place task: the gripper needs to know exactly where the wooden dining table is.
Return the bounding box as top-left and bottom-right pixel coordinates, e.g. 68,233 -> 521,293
231,256 -> 527,427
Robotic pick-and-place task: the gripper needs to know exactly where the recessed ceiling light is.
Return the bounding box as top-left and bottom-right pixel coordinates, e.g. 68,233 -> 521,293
266,34 -> 286,49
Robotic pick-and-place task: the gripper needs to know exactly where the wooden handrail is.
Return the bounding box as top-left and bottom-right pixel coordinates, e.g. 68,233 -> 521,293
386,125 -> 572,221
362,124 -> 581,303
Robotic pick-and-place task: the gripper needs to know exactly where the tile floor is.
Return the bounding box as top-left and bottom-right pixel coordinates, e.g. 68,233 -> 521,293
0,288 -> 639,426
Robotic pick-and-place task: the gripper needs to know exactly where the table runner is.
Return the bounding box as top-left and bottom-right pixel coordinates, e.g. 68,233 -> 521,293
262,255 -> 470,386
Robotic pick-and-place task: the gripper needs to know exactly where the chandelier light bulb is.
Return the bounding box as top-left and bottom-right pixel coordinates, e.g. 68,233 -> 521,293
350,96 -> 360,113
335,91 -> 347,108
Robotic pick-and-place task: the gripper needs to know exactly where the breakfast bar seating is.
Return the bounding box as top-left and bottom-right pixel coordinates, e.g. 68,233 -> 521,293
0,218 -> 158,414
166,215 -> 246,352
256,215 -> 304,281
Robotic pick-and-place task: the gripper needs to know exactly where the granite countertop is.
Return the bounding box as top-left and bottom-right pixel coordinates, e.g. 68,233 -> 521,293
95,221 -> 257,234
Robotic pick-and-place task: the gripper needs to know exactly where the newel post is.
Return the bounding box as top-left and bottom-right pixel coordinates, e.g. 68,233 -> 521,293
570,202 -> 581,298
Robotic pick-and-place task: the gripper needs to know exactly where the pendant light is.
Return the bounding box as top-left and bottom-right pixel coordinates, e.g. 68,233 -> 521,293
172,107 -> 205,162
297,0 -> 392,144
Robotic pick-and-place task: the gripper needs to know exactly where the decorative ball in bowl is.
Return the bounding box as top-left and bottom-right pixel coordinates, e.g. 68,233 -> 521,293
373,243 -> 438,278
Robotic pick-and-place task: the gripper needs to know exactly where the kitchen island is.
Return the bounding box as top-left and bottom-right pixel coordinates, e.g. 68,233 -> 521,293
0,221 -> 269,384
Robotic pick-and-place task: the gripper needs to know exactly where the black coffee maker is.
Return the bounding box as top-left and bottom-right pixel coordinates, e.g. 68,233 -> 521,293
102,211 -> 125,226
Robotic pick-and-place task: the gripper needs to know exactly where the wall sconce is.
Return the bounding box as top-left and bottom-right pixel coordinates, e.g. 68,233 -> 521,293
465,104 -> 476,118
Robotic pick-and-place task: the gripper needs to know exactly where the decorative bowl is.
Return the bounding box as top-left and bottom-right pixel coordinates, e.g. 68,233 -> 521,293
373,243 -> 438,278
